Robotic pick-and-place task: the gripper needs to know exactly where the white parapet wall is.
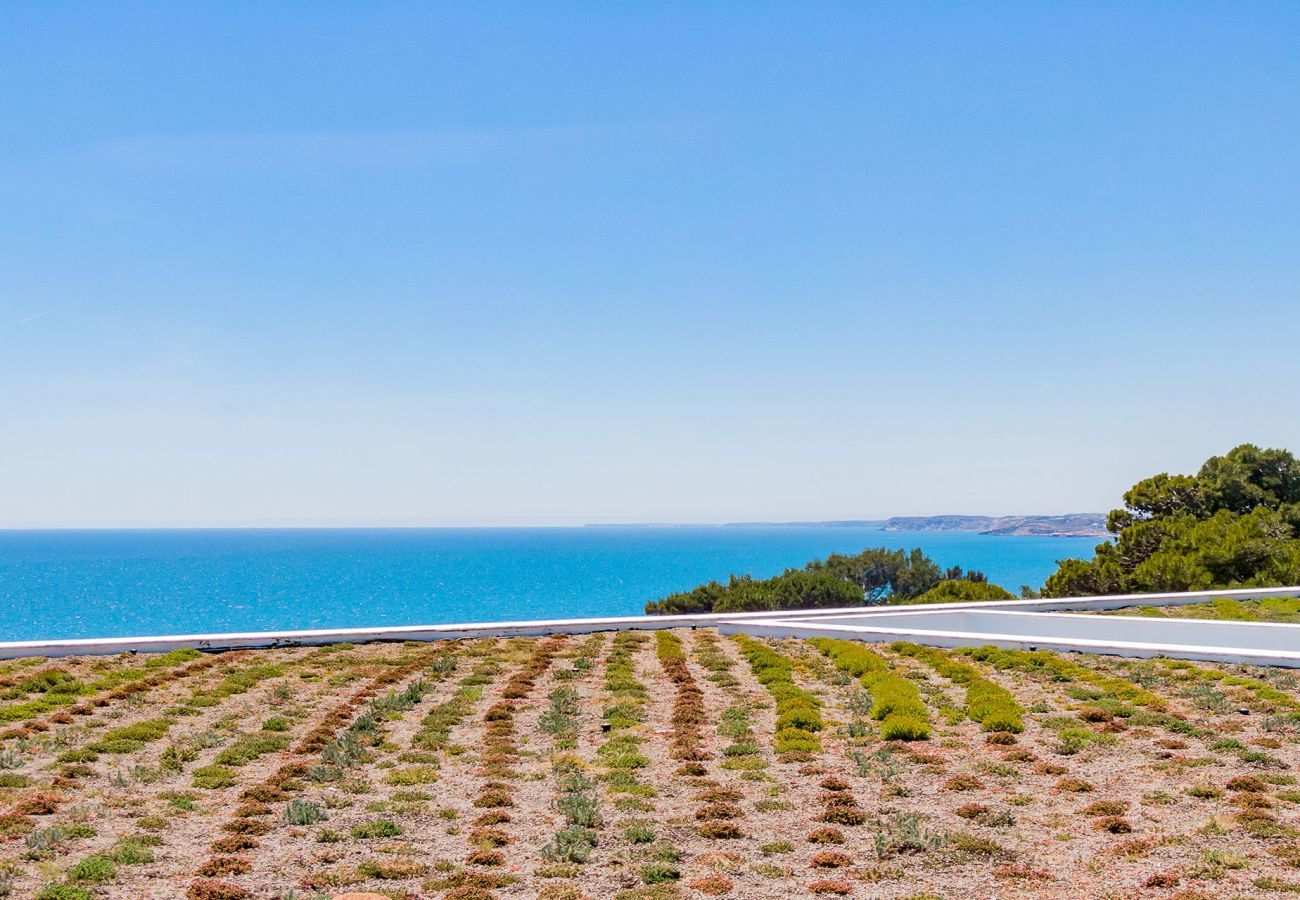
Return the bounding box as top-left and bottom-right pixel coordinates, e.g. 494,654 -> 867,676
2,585 -> 1299,661
720,607 -> 1300,669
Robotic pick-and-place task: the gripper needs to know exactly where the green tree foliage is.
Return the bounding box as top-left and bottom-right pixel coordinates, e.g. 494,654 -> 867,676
1044,444 -> 1300,597
645,546 -> 962,614
902,578 -> 1015,605
806,548 -> 942,602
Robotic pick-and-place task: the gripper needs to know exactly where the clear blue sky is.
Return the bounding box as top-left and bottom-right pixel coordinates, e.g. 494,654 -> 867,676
3,3 -> 1299,527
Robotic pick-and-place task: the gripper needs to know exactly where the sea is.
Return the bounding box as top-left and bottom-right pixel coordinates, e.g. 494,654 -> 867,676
0,526 -> 1101,642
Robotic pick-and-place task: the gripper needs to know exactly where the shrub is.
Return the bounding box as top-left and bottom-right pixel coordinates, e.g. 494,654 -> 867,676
806,827 -> 845,844
775,727 -> 822,754
1094,816 -> 1133,834
697,821 -> 744,839
1055,778 -> 1094,793
67,855 -> 116,883
210,835 -> 256,853
221,819 -> 270,836
1228,775 -> 1268,793
950,832 -> 1006,855
186,880 -> 251,900
881,715 -> 930,741
106,837 -> 155,865
810,851 -> 853,868
865,673 -> 924,721
214,733 -> 288,766
945,774 -> 984,792
284,799 -> 327,826
88,719 -> 172,754
197,857 -> 251,877
542,825 -> 598,863
470,827 -> 513,849
357,858 -> 431,878
820,806 -> 867,826
688,873 -> 733,895
640,863 -> 681,884
12,793 -> 60,815
192,765 -> 237,789
625,823 -> 656,843
696,787 -> 743,803
474,788 -> 515,808
383,765 -> 439,785
36,887 -> 94,900
351,819 -> 401,839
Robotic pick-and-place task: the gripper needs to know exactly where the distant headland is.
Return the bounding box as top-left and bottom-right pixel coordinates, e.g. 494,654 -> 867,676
587,514 -> 1108,537
881,514 -> 1107,537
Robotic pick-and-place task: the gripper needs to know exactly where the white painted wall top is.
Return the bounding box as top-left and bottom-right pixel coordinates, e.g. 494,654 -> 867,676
2,585 -> 1298,663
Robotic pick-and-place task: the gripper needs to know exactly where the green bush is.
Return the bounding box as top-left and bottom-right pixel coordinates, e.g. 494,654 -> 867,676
105,837 -> 154,865
351,819 -> 401,839
192,764 -> 237,789
640,863 -> 681,884
542,825 -> 598,863
285,799 -> 327,825
624,823 -> 656,843
904,579 -> 1015,605
214,732 -> 289,766
775,706 -> 822,732
36,886 -> 94,900
67,855 -> 117,883
881,715 -> 931,741
88,719 -> 172,754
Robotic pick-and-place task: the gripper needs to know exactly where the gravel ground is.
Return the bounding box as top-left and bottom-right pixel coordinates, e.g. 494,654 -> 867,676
2,633 -> 1300,899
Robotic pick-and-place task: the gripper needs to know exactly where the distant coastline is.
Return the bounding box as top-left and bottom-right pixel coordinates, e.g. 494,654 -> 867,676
882,514 -> 1107,538
587,514 -> 1107,538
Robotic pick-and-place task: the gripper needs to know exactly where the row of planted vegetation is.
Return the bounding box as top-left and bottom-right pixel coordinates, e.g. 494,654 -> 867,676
5,627 -> 1300,896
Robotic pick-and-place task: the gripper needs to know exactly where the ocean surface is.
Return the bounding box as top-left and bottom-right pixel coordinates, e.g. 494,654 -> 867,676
0,527 -> 1101,642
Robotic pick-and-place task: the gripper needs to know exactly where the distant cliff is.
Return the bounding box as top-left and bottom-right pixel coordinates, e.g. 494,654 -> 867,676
882,514 -> 1107,537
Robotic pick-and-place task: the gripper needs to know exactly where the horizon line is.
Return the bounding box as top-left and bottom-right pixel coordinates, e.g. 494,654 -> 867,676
0,513 -> 1107,533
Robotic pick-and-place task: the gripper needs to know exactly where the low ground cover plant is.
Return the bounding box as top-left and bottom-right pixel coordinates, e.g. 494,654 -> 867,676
891,642 -> 1024,733
736,637 -> 824,755
810,638 -> 930,740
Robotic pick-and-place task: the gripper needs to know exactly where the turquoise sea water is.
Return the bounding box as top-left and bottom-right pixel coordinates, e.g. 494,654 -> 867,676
0,527 -> 1101,642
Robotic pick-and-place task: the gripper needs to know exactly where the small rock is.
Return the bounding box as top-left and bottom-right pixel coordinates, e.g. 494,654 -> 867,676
1238,707 -> 1251,715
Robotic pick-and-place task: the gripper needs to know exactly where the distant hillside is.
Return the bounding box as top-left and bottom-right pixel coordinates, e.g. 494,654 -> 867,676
883,514 -> 1107,537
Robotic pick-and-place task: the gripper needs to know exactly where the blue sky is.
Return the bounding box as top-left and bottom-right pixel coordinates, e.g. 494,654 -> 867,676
3,3 -> 1299,527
